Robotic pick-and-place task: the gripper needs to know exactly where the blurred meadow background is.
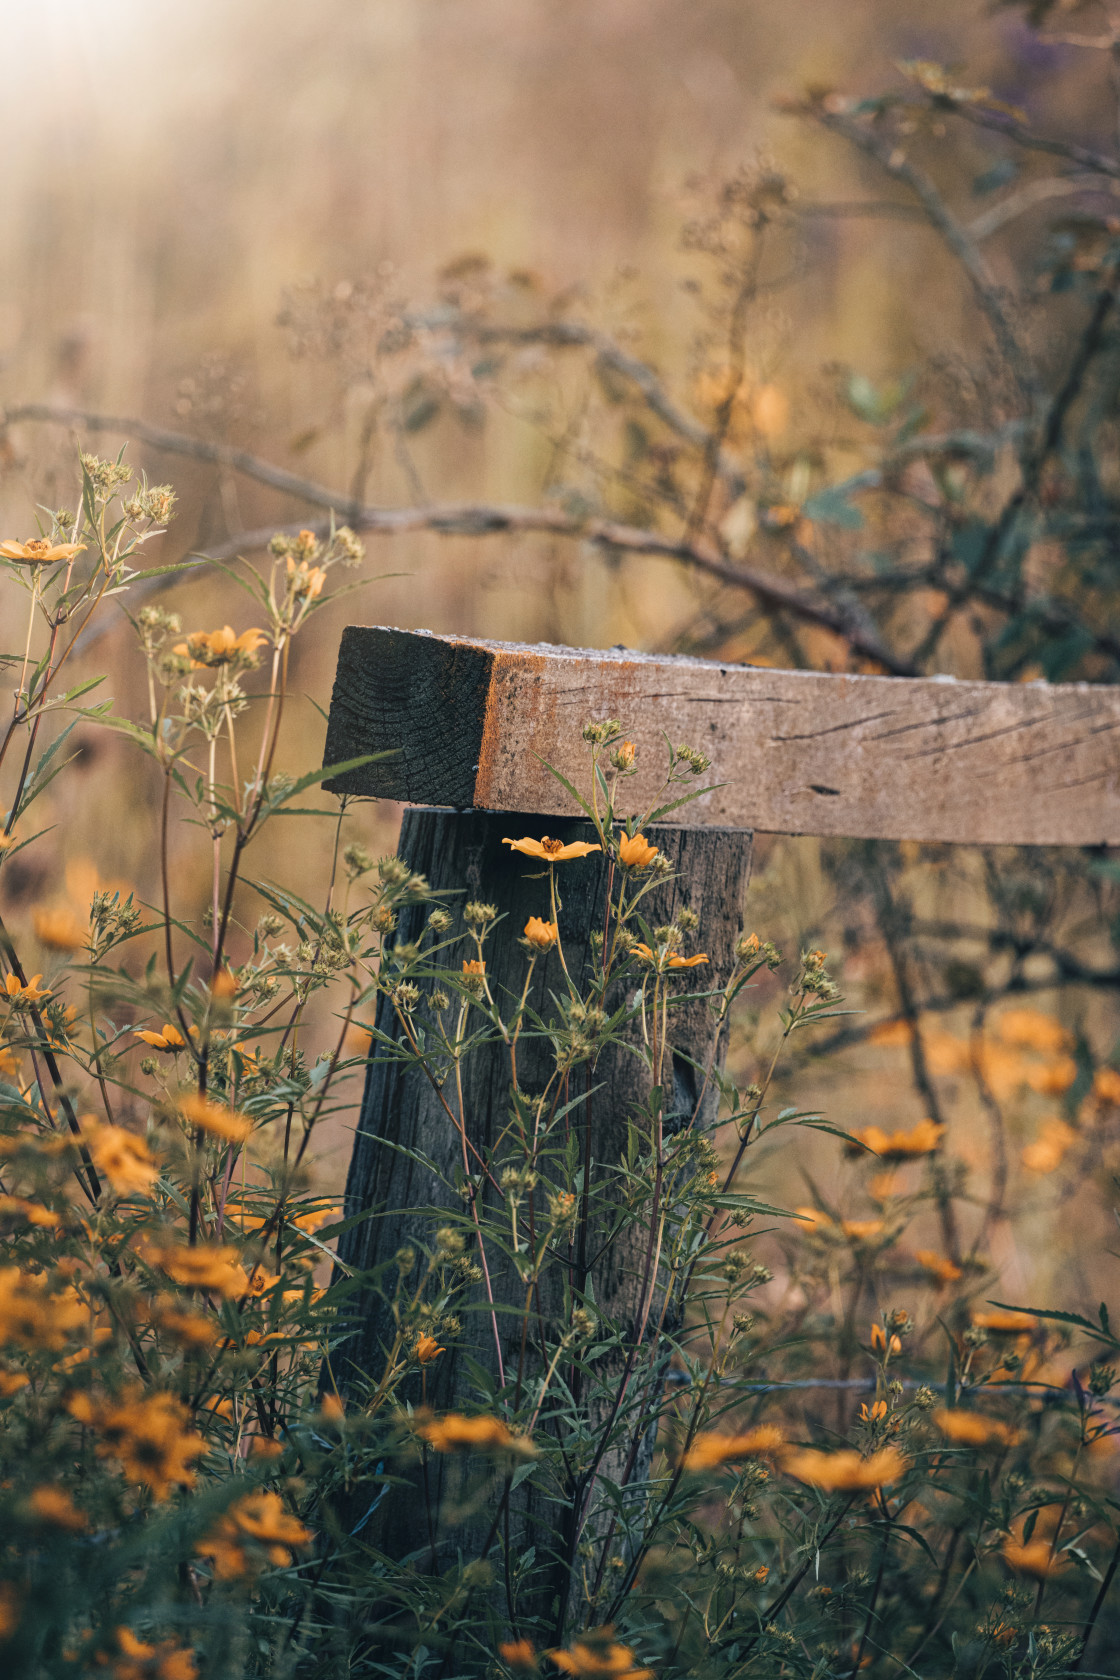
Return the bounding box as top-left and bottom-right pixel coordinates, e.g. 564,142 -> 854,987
3,0 -> 1119,1329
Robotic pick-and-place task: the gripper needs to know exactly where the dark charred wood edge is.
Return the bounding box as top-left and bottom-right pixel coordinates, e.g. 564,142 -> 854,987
322,625 -> 492,803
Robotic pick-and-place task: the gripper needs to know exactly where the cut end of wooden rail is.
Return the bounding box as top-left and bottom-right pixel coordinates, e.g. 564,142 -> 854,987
324,626 -> 1120,846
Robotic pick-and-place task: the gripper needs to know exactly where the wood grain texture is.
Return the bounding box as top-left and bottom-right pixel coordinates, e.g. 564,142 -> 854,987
333,807 -> 753,1582
324,627 -> 1120,846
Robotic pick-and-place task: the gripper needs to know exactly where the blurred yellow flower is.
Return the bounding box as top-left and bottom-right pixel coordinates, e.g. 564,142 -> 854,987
781,1445 -> 907,1491
0,1268 -> 85,1350
548,1628 -> 652,1680
1026,1056 -> 1077,1096
934,1410 -> 1020,1447
1021,1116 -> 1076,1174
417,1412 -> 530,1453
32,906 -> 87,951
108,1626 -> 197,1680
850,1118 -> 943,1161
146,1243 -> 249,1299
500,1639 -> 539,1672
996,1008 -> 1070,1054
27,1484 -> 86,1531
681,1424 -> 785,1471
197,1490 -> 311,1579
1093,1066 -> 1120,1106
67,1389 -> 205,1500
86,1124 -> 161,1197
153,1297 -> 217,1349
176,1093 -> 252,1145
915,1249 -> 963,1285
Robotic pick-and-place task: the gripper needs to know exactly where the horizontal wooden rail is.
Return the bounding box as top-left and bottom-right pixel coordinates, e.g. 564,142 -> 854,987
323,627 -> 1120,845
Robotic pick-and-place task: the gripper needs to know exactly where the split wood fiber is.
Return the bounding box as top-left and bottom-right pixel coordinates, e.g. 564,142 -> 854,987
324,626 -> 1120,846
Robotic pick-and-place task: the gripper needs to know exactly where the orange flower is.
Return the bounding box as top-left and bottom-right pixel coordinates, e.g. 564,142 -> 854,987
617,832 -> 659,870
868,1019 -> 913,1049
631,943 -> 709,971
859,1400 -> 889,1425
320,1393 -> 345,1421
197,1490 -> 311,1579
243,1267 -> 281,1298
781,1444 -> 907,1491
843,1220 -> 885,1244
503,836 -> 601,862
285,556 -> 326,599
0,1195 -> 61,1230
153,1297 -> 217,1348
548,1628 -> 652,1680
1002,1508 -> 1068,1578
850,1119 -> 943,1161
870,1322 -> 902,1355
32,907 -> 87,951
462,958 -> 486,976
146,1243 -> 249,1299
915,1249 -> 963,1285
0,538 -> 85,566
523,917 -> 559,950
417,1412 -> 531,1454
86,1124 -> 161,1197
3,972 -> 50,1004
135,1024 -> 186,1052
1093,1066 -> 1120,1105
108,1626 -> 197,1680
933,1409 -> 1020,1447
0,1268 -> 85,1350
416,1333 -> 445,1364
681,1424 -> 785,1471
0,1370 -> 29,1396
26,1484 -> 86,1531
67,1388 -> 206,1500
176,1093 -> 252,1145
1021,1116 -> 1076,1174
996,1008 -> 1070,1055
972,1308 -> 1036,1334
1027,1056 -> 1077,1096
174,625 -> 266,668
500,1639 -> 539,1671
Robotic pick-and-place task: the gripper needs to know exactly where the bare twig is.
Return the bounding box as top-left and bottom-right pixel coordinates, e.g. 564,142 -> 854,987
809,106 -> 1037,403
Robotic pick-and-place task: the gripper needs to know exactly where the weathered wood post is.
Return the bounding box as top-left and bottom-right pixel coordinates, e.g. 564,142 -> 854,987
322,626 -> 1120,1571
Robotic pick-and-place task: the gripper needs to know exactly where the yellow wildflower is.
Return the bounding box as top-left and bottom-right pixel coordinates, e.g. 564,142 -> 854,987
0,1195 -> 61,1230
934,1410 -> 1020,1447
631,943 -> 708,970
1021,1116 -> 1076,1174
1093,1066 -> 1120,1106
972,1308 -> 1036,1334
681,1424 -> 785,1471
462,958 -> 486,976
67,1388 -> 205,1500
27,1484 -> 87,1531
197,1490 -> 311,1579
0,1268 -> 85,1350
152,1297 -> 218,1349
173,625 -> 266,668
503,836 -> 601,862
523,916 -> 559,950
176,1093 -> 252,1145
617,832 -> 659,870
417,1412 -> 531,1454
915,1249 -> 963,1285
870,1322 -> 901,1355
1027,1056 -> 1077,1096
781,1444 -> 908,1491
848,1118 -> 943,1161
86,1124 -> 160,1197
3,972 -> 50,1004
146,1243 -> 249,1299
415,1333 -> 445,1364
1002,1508 -> 1068,1578
134,1024 -> 186,1052
548,1628 -> 652,1680
0,538 -> 85,566
107,1626 -> 197,1680
996,1009 -> 1070,1055
500,1639 -> 539,1672
285,556 -> 326,599
32,906 -> 87,951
